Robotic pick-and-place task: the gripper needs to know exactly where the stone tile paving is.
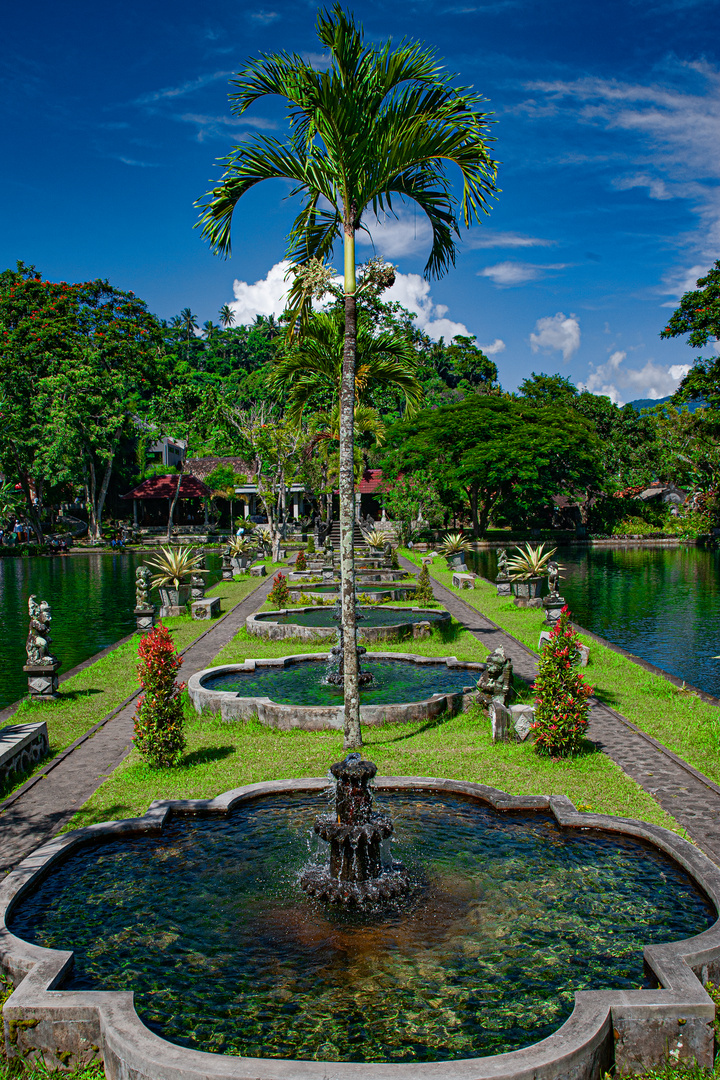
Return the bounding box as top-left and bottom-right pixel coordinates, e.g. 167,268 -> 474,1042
0,575 -> 275,875
416,561 -> 720,866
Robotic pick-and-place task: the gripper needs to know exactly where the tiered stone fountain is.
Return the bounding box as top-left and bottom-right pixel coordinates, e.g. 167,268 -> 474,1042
300,754 -> 410,905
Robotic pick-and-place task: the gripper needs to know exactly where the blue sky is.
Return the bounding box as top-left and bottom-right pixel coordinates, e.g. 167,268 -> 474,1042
3,0 -> 719,403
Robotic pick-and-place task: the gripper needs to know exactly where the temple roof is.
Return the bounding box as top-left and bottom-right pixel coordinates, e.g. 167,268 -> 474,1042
121,475 -> 211,500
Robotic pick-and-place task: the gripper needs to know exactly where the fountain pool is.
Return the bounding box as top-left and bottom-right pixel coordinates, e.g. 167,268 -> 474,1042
2,776 -> 719,1079
247,605 -> 451,642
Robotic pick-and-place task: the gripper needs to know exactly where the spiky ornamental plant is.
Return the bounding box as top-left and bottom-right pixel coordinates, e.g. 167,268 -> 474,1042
133,624 -> 186,768
532,608 -> 593,758
196,5 -> 497,752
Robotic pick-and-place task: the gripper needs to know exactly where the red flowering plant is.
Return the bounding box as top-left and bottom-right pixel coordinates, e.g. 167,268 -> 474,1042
268,571 -> 291,608
532,607 -> 593,757
295,548 -> 307,572
133,624 -> 186,767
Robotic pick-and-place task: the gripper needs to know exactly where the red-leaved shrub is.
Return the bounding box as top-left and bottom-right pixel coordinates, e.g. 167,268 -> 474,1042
268,571 -> 291,608
533,607 -> 593,757
133,623 -> 186,767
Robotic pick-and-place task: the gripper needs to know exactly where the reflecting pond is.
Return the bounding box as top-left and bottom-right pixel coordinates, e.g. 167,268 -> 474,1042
467,545 -> 720,697
0,551 -> 220,710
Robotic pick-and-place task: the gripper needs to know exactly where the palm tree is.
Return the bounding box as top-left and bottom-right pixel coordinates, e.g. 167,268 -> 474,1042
180,307 -> 199,362
218,304 -> 236,329
269,310 -> 422,423
196,5 -> 497,749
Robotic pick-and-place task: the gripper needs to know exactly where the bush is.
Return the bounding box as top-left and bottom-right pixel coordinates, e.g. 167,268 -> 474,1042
533,608 -> 593,758
414,562 -> 435,605
306,535 -> 316,554
390,549 -> 399,570
133,624 -> 186,767
295,548 -> 307,571
268,571 -> 291,607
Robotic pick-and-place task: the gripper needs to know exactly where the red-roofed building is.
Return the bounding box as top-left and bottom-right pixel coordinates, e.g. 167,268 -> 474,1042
121,474 -> 211,527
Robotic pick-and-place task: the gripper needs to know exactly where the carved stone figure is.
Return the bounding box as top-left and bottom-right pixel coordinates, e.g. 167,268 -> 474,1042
221,547 -> 234,581
496,548 -> 509,580
25,596 -> 58,666
477,645 -> 513,708
135,566 -> 153,611
547,560 -> 561,596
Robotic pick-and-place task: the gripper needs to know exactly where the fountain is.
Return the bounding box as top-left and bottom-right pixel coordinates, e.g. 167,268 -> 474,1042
246,604 -> 450,643
325,599 -> 373,687
300,754 -> 409,904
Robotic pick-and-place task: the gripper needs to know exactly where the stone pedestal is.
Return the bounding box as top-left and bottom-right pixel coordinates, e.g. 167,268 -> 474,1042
221,552 -> 233,581
496,576 -> 511,596
543,593 -> 566,627
489,700 -> 510,742
250,564 -> 267,577
190,576 -> 206,602
191,596 -> 221,620
452,572 -> 476,589
134,606 -> 155,633
412,620 -> 432,640
23,662 -> 61,701
159,604 -> 185,618
510,704 -> 535,741
513,596 -> 543,609
0,721 -> 49,784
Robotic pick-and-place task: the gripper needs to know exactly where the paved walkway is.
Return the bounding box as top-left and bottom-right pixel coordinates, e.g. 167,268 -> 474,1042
417,562 -> 720,866
0,576 -> 274,874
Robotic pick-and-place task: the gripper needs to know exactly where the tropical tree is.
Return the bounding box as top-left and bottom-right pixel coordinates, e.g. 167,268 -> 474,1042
180,307 -> 199,362
218,304 -> 236,329
269,309 -> 422,421
196,5 -> 498,749
661,260 -> 720,413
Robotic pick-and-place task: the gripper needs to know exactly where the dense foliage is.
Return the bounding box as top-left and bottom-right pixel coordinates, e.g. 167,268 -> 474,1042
532,609 -> 593,757
133,624 -> 186,767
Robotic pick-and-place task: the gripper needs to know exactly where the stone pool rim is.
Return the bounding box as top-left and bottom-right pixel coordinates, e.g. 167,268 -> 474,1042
187,652 -> 483,729
246,605 -> 452,643
1,776 -> 719,1080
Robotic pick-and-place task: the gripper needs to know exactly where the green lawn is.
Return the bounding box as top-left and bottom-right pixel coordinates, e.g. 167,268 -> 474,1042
0,567 -> 279,802
402,550 -> 720,786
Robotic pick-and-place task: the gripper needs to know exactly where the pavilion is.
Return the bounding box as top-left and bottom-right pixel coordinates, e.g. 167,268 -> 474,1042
120,474 -> 212,528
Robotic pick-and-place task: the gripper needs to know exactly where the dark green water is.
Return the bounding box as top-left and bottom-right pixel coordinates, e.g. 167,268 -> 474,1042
0,552 -> 221,710
468,545 -> 720,697
204,658 -> 476,705
9,791 -> 714,1063
264,607 -> 445,628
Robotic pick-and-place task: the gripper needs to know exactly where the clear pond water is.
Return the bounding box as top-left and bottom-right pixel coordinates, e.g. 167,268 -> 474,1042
9,791 -> 714,1063
468,545 -> 720,697
263,607 -> 446,628
0,551 -> 221,709
203,658 -> 476,706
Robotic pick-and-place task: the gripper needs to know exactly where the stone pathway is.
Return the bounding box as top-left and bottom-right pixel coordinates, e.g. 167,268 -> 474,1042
417,562 -> 720,865
0,576 -> 274,874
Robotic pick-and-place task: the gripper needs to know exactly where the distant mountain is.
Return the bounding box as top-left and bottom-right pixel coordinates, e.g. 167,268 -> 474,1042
627,396 -> 705,413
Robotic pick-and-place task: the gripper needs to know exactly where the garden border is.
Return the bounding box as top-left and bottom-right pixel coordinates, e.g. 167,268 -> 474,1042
2,777 -> 720,1079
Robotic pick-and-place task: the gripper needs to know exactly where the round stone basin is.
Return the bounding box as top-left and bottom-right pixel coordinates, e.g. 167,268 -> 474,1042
188,654 -> 482,728
6,789 -> 715,1066
246,605 -> 450,642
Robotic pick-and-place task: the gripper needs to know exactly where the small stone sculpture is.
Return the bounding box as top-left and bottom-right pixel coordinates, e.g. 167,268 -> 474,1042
135,566 -> 153,611
190,550 -> 206,600
26,596 -> 58,665
221,547 -> 234,581
496,548 -> 509,579
477,645 -> 513,708
547,560 -> 561,596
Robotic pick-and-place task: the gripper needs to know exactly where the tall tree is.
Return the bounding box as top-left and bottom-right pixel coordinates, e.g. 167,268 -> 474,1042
661,259 -> 720,414
196,5 -> 497,749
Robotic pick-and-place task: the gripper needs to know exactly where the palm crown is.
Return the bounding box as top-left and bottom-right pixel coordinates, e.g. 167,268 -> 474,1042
196,5 -> 498,282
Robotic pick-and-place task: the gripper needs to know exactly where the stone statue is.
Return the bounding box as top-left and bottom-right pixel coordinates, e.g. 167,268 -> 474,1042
135,566 -> 153,611
26,595 -> 58,666
547,560 -> 561,596
477,645 -> 513,708
496,548 -> 509,580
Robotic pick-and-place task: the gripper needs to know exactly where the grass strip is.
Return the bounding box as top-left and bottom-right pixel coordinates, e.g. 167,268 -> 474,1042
403,550 -> 720,787
0,566 -> 279,802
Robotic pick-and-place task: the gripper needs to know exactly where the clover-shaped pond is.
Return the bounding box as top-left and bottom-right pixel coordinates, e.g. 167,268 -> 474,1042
9,791 -> 714,1064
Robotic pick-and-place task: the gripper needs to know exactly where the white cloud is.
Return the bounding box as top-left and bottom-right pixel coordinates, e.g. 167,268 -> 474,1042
225,262 -> 475,343
384,272 -> 470,340
228,261 -> 292,324
176,112 -> 276,142
530,312 -> 581,362
579,350 -> 691,405
249,10 -> 279,22
465,230 -> 556,249
356,211 -> 433,259
479,261 -> 569,286
479,338 -> 506,355
134,70 -> 232,106
659,262 -> 714,306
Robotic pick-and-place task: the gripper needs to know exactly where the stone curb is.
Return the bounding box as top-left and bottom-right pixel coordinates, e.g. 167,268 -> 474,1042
246,606 -> 451,644
187,653 -> 484,730
2,777 -> 720,1079
0,582 -> 266,817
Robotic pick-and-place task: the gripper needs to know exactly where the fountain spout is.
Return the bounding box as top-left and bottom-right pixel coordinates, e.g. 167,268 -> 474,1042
326,599 -> 373,687
300,754 -> 410,905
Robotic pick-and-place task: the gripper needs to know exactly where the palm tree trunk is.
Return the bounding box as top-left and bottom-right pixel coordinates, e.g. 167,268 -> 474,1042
340,225 -> 361,749
167,473 -> 183,542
